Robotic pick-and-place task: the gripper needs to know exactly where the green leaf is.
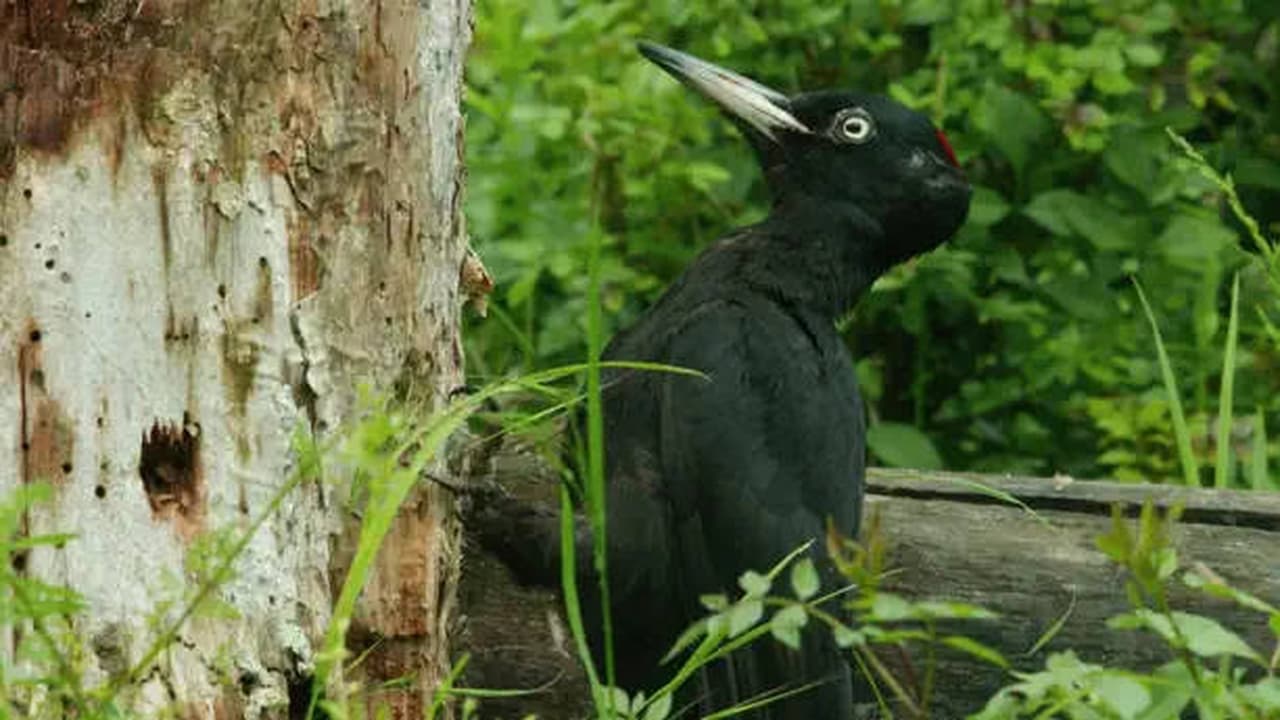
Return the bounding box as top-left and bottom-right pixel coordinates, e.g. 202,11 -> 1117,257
867,593 -> 916,622
968,186 -> 1012,226
1249,410 -> 1270,491
1154,547 -> 1178,581
728,599 -> 764,637
769,605 -> 807,650
1023,189 -> 1089,236
941,635 -> 1010,669
1214,273 -> 1240,489
866,422 -> 943,470
834,625 -> 862,648
1183,568 -> 1277,614
1115,609 -> 1264,663
662,618 -> 710,663
700,594 -> 729,612
1239,677 -> 1280,711
1124,43 -> 1164,67
912,600 -> 999,620
902,0 -> 952,25
1156,212 -> 1235,271
607,686 -> 630,716
971,84 -> 1049,177
1093,672 -> 1151,719
1103,130 -> 1168,197
1133,280 -> 1199,488
738,571 -> 771,598
789,559 -> 819,601
1234,158 -> 1280,191
642,692 -> 673,720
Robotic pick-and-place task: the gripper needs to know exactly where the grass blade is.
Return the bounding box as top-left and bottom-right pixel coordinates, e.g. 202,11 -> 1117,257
1214,273 -> 1240,489
1024,587 -> 1077,657
1250,409 -> 1271,491
1133,278 -> 1199,487
582,223 -> 617,709
700,680 -> 827,719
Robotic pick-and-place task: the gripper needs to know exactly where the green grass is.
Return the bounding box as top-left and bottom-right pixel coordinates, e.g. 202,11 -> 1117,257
1132,279 -> 1200,488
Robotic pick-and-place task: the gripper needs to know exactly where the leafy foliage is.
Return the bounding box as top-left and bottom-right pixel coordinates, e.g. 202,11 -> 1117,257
465,0 -> 1280,483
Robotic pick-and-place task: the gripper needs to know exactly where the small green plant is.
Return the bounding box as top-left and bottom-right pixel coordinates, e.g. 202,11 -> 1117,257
648,514 -> 1006,720
976,502 -> 1280,719
0,484 -> 92,717
1128,130 -> 1278,491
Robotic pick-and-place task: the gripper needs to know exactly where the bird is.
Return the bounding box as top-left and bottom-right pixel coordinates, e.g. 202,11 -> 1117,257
467,41 -> 970,719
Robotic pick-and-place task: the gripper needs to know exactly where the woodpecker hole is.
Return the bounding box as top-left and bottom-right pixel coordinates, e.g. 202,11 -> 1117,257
139,414 -> 204,539
44,259 -> 55,270
94,484 -> 106,499
287,673 -> 315,720
29,329 -> 41,342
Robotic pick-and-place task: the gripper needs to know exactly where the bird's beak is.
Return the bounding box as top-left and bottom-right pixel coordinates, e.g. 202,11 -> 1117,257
638,41 -> 810,142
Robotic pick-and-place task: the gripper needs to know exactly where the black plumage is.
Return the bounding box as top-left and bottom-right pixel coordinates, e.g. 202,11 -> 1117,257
470,42 -> 971,718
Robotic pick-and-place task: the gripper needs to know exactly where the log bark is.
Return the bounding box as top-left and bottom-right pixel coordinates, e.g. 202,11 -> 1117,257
1,2 -> 473,717
864,468 -> 1280,718
458,451 -> 1280,719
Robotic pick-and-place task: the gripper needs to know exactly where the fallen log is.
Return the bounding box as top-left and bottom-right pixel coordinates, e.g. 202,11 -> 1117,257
456,452 -> 1280,719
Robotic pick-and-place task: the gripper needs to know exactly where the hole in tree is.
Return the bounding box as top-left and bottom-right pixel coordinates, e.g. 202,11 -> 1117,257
94,485 -> 106,499
287,673 -> 316,720
138,414 -> 203,531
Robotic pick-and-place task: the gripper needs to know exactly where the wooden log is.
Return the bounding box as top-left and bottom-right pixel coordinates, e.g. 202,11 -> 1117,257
863,468 -> 1280,717
456,455 -> 1280,718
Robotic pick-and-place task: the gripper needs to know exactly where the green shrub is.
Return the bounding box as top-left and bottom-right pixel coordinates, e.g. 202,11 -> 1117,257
464,0 -> 1280,483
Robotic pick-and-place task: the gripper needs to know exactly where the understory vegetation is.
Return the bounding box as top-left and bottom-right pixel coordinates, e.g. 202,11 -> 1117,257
464,0 -> 1280,487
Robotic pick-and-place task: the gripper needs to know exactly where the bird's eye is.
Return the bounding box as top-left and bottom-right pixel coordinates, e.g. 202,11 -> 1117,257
835,109 -> 875,143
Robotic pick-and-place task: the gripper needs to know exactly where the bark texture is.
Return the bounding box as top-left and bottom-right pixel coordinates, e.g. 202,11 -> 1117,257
0,1 -> 472,716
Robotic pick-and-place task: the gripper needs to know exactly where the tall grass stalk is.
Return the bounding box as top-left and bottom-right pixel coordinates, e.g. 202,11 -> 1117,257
1133,279 -> 1199,487
1214,273 -> 1241,489
1250,410 -> 1271,490
584,225 -> 618,697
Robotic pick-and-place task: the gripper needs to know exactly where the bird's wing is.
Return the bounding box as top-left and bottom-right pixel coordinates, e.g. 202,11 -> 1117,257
654,298 -> 860,716
659,298 -> 862,583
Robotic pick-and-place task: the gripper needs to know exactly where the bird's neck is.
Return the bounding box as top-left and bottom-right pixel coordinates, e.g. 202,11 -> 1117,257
750,193 -> 889,318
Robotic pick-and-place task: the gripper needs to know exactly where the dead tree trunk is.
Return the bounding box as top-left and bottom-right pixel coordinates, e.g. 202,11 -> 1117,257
0,1 -> 473,717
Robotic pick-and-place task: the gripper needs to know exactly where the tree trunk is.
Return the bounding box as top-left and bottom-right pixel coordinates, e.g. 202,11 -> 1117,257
0,1 -> 473,717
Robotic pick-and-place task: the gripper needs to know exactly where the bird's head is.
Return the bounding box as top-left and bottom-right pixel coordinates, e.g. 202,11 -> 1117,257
639,41 -> 970,264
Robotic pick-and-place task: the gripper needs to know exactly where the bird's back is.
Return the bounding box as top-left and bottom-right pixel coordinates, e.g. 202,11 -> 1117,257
598,230 -> 865,717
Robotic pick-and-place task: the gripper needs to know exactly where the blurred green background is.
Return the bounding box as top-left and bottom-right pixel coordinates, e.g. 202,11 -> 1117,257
462,0 -> 1280,485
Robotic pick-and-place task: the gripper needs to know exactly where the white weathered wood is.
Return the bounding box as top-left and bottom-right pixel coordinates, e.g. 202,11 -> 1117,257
0,1 -> 472,716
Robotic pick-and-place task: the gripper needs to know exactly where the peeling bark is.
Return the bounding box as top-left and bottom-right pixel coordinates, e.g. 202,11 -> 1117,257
0,1 -> 472,716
